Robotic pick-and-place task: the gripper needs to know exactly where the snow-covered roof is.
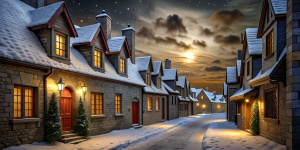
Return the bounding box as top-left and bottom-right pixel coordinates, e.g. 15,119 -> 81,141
189,95 -> 198,102
203,90 -> 226,103
135,56 -> 152,72
0,0 -> 145,87
246,28 -> 262,55
162,82 -> 179,94
151,61 -> 162,76
237,60 -> 241,76
96,13 -> 111,19
230,88 -> 253,100
226,67 -> 237,83
178,96 -> 190,101
122,27 -> 135,31
187,81 -> 190,88
162,69 -> 177,81
223,82 -> 227,96
107,36 -> 126,53
71,23 -> 100,45
27,1 -> 64,27
270,0 -> 287,15
144,80 -> 168,95
196,89 -> 203,97
176,76 -> 186,88
190,88 -> 197,93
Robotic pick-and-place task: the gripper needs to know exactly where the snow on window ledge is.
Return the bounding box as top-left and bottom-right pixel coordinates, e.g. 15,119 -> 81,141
91,114 -> 106,119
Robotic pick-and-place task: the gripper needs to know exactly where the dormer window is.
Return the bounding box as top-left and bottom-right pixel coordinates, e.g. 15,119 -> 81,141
157,77 -> 161,88
56,34 -> 66,57
146,72 -> 151,86
94,48 -> 103,68
120,58 -> 126,73
266,30 -> 274,58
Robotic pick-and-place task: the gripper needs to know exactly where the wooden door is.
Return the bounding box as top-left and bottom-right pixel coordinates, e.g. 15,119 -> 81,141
60,88 -> 72,131
162,98 -> 165,120
132,102 -> 138,124
245,101 -> 254,129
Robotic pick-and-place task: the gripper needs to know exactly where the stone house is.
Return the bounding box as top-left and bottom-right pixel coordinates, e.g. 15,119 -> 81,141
230,28 -> 262,131
190,88 -> 198,115
196,89 -> 226,114
135,56 -> 168,125
176,76 -> 190,117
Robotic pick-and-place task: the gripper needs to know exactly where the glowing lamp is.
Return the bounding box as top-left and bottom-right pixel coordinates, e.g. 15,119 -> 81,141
217,105 -> 220,108
202,104 -> 206,108
245,99 -> 249,103
197,103 -> 199,106
82,84 -> 87,95
57,78 -> 65,93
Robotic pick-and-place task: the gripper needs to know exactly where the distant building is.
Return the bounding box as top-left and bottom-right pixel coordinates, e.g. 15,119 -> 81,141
196,89 -> 226,114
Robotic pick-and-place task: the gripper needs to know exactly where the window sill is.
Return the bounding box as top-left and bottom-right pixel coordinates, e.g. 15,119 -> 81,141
91,114 -> 106,119
147,110 -> 153,112
264,52 -> 274,61
115,113 -> 124,117
264,117 -> 279,124
156,110 -> 160,112
11,118 -> 40,123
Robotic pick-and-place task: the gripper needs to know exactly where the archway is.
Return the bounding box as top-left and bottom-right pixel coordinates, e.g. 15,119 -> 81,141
132,98 -> 139,124
60,88 -> 72,131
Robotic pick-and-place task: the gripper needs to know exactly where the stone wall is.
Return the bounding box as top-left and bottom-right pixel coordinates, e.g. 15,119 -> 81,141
142,93 -> 167,125
179,101 -> 188,117
197,91 -> 212,114
167,94 -> 179,120
227,84 -> 239,122
212,103 -> 227,113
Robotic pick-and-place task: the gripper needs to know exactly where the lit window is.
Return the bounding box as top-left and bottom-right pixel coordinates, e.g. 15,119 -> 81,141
14,86 -> 34,119
115,94 -> 121,114
120,58 -> 125,73
156,98 -> 159,111
56,34 -> 66,57
148,97 -> 152,111
266,30 -> 274,57
91,93 -> 103,115
201,96 -> 204,99
94,48 -> 102,68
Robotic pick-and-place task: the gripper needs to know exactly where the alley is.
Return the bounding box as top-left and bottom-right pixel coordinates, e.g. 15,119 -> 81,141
125,113 -> 226,150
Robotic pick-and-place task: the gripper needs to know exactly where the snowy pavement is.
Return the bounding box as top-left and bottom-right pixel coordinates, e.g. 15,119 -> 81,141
5,114 -> 211,150
202,121 -> 285,150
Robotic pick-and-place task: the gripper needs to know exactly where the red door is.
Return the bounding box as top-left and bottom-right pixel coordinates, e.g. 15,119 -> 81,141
60,88 -> 72,131
162,98 -> 165,120
132,102 -> 138,124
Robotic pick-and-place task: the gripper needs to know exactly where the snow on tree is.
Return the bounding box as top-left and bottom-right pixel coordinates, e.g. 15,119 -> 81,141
46,93 -> 62,143
250,100 -> 259,135
74,97 -> 90,136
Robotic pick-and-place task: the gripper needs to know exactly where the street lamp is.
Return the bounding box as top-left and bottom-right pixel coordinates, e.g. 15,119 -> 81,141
57,78 -> 65,94
82,83 -> 87,101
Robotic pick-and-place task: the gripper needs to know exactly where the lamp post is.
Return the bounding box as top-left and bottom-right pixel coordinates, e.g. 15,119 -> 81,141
57,78 -> 65,94
82,83 -> 87,101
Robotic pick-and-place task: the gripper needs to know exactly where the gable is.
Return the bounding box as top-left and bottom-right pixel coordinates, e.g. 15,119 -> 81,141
93,35 -> 105,50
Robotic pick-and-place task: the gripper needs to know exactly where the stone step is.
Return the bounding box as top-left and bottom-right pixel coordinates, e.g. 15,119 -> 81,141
69,139 -> 88,144
132,124 -> 142,129
61,133 -> 79,139
63,130 -> 74,134
61,136 -> 85,143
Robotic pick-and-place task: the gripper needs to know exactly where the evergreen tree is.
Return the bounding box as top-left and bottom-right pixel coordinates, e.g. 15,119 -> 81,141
46,93 -> 62,143
250,100 -> 259,135
74,97 -> 90,136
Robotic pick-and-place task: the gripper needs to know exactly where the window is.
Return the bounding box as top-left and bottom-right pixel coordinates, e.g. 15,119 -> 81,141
91,93 -> 103,115
157,77 -> 161,88
156,98 -> 159,110
201,96 -> 204,99
265,90 -> 278,119
115,94 -> 122,114
14,86 -> 34,119
247,61 -> 250,76
94,48 -> 102,68
148,97 -> 152,111
56,34 -> 66,57
172,96 -> 174,105
237,102 -> 242,115
266,30 -> 274,57
146,72 -> 151,86
120,58 -> 125,73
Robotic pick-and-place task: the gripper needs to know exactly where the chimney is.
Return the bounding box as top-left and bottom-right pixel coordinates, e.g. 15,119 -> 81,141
237,50 -> 242,60
213,91 -> 216,96
206,87 -> 208,91
241,33 -> 244,44
96,10 -> 111,40
122,24 -> 135,64
165,59 -> 171,69
21,0 -> 44,8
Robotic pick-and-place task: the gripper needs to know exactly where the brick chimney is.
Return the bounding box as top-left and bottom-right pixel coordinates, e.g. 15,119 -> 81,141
21,0 -> 44,8
237,50 -> 242,60
165,59 -> 171,69
96,10 -> 111,40
122,24 -> 135,64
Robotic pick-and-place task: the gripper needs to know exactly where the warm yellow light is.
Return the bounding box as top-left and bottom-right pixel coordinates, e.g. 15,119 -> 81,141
201,96 -> 204,99
245,99 -> 249,103
197,103 -> 199,106
82,83 -> 87,94
184,52 -> 194,59
57,78 -> 65,93
202,104 -> 206,108
217,105 -> 220,108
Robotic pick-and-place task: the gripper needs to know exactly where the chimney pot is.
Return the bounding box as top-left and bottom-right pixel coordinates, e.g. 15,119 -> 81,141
165,59 -> 171,69
122,25 -> 135,64
128,24 -> 130,27
102,10 -> 106,13
96,11 -> 111,40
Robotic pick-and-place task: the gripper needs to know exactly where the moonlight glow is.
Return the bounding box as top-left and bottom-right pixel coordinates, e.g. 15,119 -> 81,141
184,52 -> 194,59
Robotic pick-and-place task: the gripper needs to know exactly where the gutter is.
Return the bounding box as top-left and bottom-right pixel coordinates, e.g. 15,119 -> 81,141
44,67 -> 54,142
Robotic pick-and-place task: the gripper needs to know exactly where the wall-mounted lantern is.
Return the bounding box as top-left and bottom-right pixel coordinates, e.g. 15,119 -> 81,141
82,83 -> 87,101
245,99 -> 249,103
197,103 -> 199,106
57,78 -> 65,93
217,105 -> 220,108
202,104 -> 206,108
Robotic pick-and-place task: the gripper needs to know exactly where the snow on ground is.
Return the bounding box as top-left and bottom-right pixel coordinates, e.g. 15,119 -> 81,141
5,114 -> 209,150
202,121 -> 285,150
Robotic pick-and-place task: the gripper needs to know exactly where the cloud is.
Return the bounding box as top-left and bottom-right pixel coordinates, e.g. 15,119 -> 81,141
199,25 -> 232,36
212,60 -> 221,64
136,49 -> 152,56
186,16 -> 198,24
214,34 -> 241,45
178,71 -> 197,76
193,40 -> 207,48
210,9 -> 245,26
155,14 -> 187,33
200,27 -> 215,36
204,66 -> 226,71
137,27 -> 191,50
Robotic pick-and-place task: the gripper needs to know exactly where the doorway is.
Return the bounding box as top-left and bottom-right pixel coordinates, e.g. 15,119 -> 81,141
162,98 -> 165,120
60,88 -> 72,131
132,102 -> 138,124
245,100 -> 254,129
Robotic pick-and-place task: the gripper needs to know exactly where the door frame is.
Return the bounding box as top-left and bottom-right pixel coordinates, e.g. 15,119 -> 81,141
132,98 -> 139,124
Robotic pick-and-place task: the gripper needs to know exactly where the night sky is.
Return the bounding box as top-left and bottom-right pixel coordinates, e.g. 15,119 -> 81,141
47,0 -> 263,93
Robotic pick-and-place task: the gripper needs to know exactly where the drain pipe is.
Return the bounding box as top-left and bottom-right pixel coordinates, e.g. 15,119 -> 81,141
44,67 -> 53,142
141,88 -> 144,125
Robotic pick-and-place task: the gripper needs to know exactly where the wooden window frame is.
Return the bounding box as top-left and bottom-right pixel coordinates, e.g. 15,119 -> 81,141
14,86 -> 35,119
156,98 -> 160,111
55,33 -> 66,57
147,97 -> 152,111
119,57 -> 126,74
94,48 -> 103,68
265,30 -> 274,60
237,101 -> 242,115
264,85 -> 278,122
91,93 -> 103,115
247,61 -> 250,76
115,94 -> 122,114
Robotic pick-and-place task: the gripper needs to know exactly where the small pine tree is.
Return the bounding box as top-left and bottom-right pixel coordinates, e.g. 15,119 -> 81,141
74,97 -> 90,136
46,93 -> 62,143
250,100 -> 259,135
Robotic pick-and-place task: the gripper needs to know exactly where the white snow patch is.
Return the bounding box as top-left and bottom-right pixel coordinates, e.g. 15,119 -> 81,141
270,0 -> 287,15
151,61 -> 162,75
71,23 -> 100,45
162,69 -> 177,81
135,56 -> 151,72
226,67 -> 237,83
107,36 -> 126,53
176,76 -> 186,88
246,28 -> 262,55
